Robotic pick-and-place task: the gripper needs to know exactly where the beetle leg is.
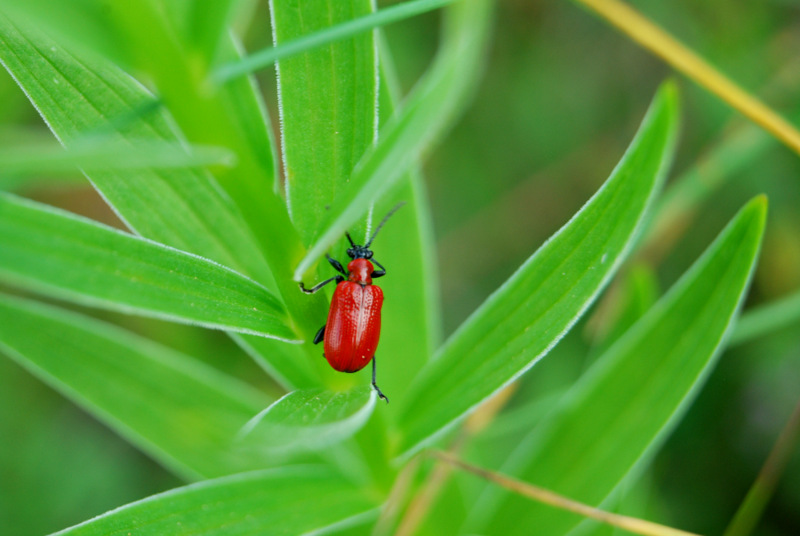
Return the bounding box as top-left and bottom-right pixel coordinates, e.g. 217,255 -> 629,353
313,325 -> 325,345
326,254 -> 347,276
372,357 -> 389,403
371,258 -> 387,278
299,275 -> 344,294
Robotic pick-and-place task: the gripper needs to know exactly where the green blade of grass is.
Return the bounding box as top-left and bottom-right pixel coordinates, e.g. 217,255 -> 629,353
729,287 -> 800,346
236,387 -> 376,455
188,0 -> 241,64
0,193 -> 297,341
52,466 -> 379,536
213,0 -> 456,83
216,34 -> 283,195
0,12 -> 273,286
395,83 -> 679,458
0,295 -> 273,480
471,196 -> 767,535
588,263 -> 660,357
293,0 -> 492,281
271,0 -> 378,246
0,139 -> 234,179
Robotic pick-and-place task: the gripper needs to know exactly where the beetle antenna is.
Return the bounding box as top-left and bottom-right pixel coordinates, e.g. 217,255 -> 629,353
345,232 -> 356,247
365,202 -> 405,247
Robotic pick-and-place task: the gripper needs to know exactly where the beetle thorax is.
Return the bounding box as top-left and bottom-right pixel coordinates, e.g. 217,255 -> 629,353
347,258 -> 373,285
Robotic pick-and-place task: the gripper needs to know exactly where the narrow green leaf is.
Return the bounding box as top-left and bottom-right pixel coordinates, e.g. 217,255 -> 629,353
293,0 -> 493,280
233,334 -> 321,390
473,197 -> 767,535
271,0 -> 377,245
216,35 -> 282,194
0,12 -> 274,286
0,193 -> 297,341
0,295 -> 272,480
214,0 -> 456,83
52,466 -> 379,536
0,13 -> 325,388
395,83 -> 679,457
729,287 -> 800,346
326,46 -> 442,401
188,0 -> 242,64
97,2 -> 328,341
237,387 -> 376,454
0,0 -> 126,65
0,139 -> 234,179
588,264 -> 660,357
211,35 -> 329,341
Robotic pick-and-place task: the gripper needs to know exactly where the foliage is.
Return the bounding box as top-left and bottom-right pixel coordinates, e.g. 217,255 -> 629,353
0,1 -> 797,535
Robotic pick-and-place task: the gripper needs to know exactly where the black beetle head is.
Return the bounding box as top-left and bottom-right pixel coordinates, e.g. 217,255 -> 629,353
343,202 -> 405,260
346,245 -> 373,260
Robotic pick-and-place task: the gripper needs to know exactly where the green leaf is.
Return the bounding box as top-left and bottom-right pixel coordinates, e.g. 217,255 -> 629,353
188,0 -> 242,64
472,196 -> 767,535
588,263 -> 660,357
232,334 -> 321,390
0,14 -> 325,387
52,466 -> 379,536
293,0 -> 493,280
98,2 -> 328,341
236,387 -> 376,454
214,0 -> 457,83
395,83 -> 679,458
0,295 -> 272,480
0,193 -> 297,342
0,139 -> 234,179
336,46 -> 442,402
0,12 -> 274,286
0,0 -> 127,65
270,0 -> 377,246
101,2 -> 335,345
216,35 -> 282,195
729,287 -> 800,346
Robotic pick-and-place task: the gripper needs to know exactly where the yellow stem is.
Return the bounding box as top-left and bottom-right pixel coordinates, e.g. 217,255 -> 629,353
432,450 -> 703,536
393,385 -> 516,536
574,0 -> 800,155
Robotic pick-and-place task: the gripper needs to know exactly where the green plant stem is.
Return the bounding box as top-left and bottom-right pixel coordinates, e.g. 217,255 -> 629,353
213,0 -> 457,83
723,396 -> 800,536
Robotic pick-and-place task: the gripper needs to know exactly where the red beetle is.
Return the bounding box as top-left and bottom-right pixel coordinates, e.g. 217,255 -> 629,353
299,204 -> 403,403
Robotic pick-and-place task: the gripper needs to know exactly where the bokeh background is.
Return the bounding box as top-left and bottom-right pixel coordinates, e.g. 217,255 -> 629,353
1,1 -> 799,534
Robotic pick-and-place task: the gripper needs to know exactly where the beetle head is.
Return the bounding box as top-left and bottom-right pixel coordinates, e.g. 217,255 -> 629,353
343,202 -> 405,259
345,238 -> 373,260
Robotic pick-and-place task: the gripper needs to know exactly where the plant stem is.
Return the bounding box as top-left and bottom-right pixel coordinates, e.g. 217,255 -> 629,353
723,396 -> 800,536
432,450 -> 702,536
573,0 -> 800,156
393,385 -> 515,536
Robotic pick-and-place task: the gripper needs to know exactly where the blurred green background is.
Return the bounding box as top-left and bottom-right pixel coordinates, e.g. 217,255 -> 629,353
1,0 -> 799,535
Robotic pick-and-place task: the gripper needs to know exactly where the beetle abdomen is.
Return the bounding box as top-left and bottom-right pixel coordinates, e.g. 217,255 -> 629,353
324,281 -> 383,372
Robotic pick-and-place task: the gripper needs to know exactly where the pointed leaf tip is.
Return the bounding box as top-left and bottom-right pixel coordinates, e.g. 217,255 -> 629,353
395,83 -> 680,457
